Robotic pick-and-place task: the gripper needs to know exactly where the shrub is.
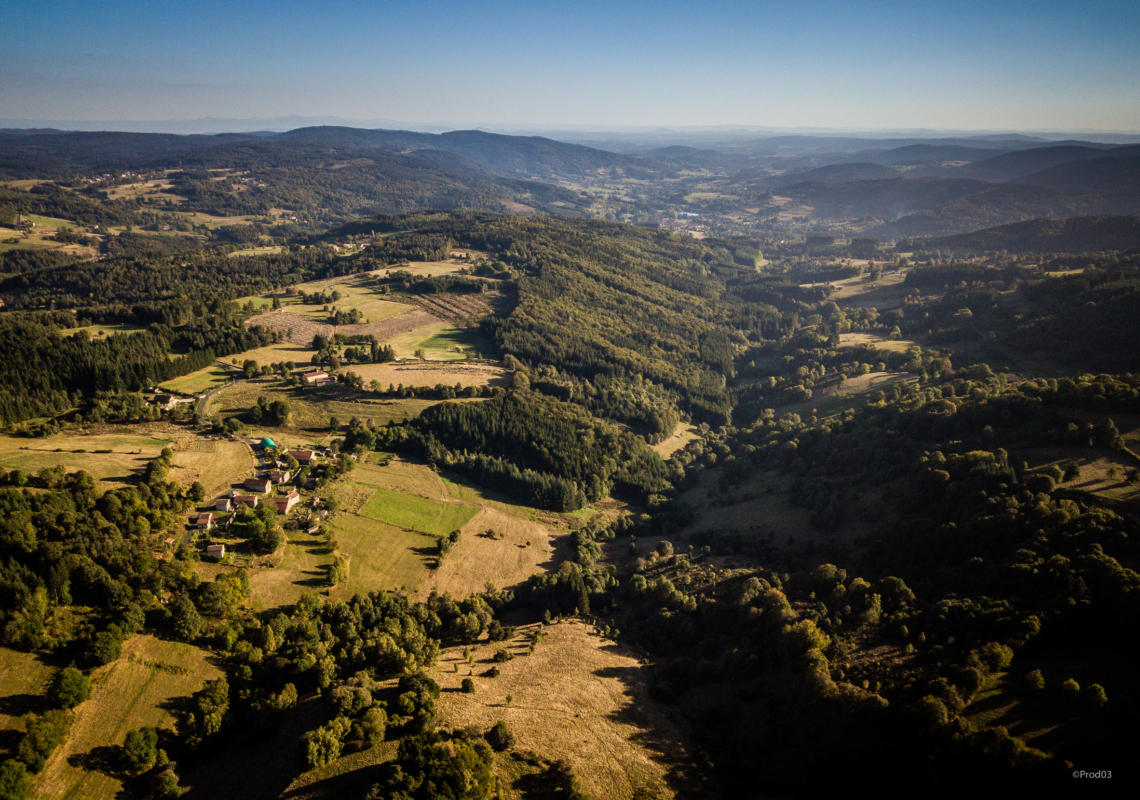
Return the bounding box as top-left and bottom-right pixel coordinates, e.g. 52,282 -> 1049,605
485,721 -> 515,752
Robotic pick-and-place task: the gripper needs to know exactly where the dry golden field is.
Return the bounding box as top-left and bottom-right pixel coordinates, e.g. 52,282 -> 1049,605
33,635 -> 222,800
431,622 -> 700,799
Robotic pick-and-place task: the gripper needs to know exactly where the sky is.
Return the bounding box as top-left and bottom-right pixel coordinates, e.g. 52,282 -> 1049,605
2,0 -> 1139,132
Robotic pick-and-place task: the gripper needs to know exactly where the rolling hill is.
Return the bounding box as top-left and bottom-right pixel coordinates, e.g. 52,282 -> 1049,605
912,215 -> 1140,253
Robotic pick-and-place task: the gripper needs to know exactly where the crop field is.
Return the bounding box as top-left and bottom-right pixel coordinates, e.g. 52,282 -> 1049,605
0,432 -> 172,486
403,291 -> 504,327
160,365 -> 234,394
431,622 -> 699,799
204,378 -> 443,429
170,439 -> 255,500
0,648 -> 56,748
33,635 -> 222,800
347,360 -> 507,389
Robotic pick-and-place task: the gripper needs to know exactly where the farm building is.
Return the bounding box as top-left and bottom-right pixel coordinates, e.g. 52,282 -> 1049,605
289,449 -> 317,465
215,497 -> 233,512
301,370 -> 330,385
195,513 -> 216,530
269,469 -> 292,483
234,495 -> 259,508
205,543 -> 226,560
153,394 -> 177,411
244,477 -> 273,494
274,491 -> 301,514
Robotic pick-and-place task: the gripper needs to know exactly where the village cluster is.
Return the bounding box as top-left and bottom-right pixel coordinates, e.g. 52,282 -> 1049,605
183,437 -> 332,562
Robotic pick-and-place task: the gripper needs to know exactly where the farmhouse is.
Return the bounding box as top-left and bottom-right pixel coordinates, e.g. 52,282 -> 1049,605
301,369 -> 330,385
269,469 -> 292,483
195,512 -> 216,530
234,495 -> 259,508
274,491 -> 301,514
153,394 -> 177,411
244,477 -> 273,494
215,497 -> 233,512
205,543 -> 226,560
289,449 -> 317,465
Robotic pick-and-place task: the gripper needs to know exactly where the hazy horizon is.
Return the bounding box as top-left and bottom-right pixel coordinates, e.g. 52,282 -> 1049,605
4,0 -> 1139,133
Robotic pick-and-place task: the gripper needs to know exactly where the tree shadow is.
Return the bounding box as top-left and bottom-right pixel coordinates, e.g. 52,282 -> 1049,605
593,661 -> 713,799
68,744 -> 126,779
0,693 -> 45,719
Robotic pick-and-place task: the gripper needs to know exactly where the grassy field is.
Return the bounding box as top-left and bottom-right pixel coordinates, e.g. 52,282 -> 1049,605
431,622 -> 698,799
170,439 -> 255,500
160,365 -> 234,394
1019,446 -> 1140,501
0,215 -> 101,256
332,515 -> 437,596
356,486 -> 477,535
60,324 -> 146,339
221,341 -> 316,367
838,332 -> 919,354
239,273 -> 412,325
0,648 -> 56,751
384,321 -> 488,361
204,378 -> 448,430
418,506 -> 557,600
248,531 -> 332,610
229,245 -> 285,257
346,361 -> 507,389
0,432 -> 172,486
33,635 -> 222,800
651,424 -> 700,458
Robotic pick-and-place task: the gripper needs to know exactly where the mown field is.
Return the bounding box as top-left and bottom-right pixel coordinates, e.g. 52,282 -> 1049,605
356,486 -> 477,535
160,365 -> 234,394
347,361 -> 506,389
33,635 -> 222,800
0,432 -> 172,487
384,321 -> 490,361
169,439 -> 255,501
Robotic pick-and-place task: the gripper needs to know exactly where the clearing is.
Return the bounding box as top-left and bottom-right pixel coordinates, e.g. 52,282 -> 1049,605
355,486 -> 478,535
0,432 -> 172,487
60,324 -> 146,339
431,622 -> 700,799
838,332 -> 919,354
33,635 -> 222,800
651,424 -> 700,459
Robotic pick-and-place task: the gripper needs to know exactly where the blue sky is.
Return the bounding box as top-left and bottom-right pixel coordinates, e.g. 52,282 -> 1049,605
2,0 -> 1138,130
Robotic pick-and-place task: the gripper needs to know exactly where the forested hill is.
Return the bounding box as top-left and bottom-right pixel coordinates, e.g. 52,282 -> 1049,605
912,216 -> 1140,254
342,213 -> 773,426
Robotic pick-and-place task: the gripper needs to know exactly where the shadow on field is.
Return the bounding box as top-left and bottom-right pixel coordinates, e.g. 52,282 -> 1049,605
595,659 -> 714,799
